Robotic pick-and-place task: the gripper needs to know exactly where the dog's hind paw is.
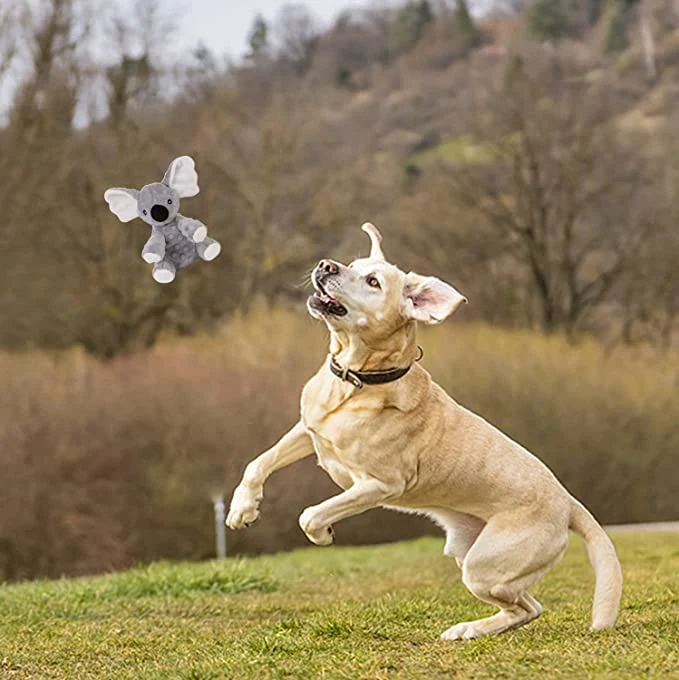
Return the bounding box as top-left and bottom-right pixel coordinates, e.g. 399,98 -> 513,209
440,623 -> 477,641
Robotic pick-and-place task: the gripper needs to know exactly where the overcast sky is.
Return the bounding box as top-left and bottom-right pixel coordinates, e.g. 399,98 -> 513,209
0,1 -> 399,122
174,1 -> 390,59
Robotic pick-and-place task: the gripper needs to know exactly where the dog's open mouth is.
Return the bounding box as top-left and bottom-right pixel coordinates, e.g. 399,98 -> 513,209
310,278 -> 348,317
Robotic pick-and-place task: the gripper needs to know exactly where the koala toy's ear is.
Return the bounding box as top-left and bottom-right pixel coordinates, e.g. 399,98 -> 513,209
162,156 -> 199,198
104,188 -> 140,222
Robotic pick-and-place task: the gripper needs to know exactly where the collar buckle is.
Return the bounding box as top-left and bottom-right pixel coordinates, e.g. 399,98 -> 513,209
346,371 -> 363,389
340,365 -> 363,389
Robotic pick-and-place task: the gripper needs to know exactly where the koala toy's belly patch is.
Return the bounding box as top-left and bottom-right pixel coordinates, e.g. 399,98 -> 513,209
163,223 -> 197,269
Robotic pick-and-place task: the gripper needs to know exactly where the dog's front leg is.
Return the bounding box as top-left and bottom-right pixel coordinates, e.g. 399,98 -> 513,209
299,478 -> 404,546
227,421 -> 313,529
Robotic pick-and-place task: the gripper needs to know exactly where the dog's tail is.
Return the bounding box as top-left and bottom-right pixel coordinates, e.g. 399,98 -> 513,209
568,500 -> 623,630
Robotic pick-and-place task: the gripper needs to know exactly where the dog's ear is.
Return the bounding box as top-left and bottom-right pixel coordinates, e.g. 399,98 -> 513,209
162,156 -> 199,198
403,272 -> 467,324
362,222 -> 385,261
104,188 -> 139,222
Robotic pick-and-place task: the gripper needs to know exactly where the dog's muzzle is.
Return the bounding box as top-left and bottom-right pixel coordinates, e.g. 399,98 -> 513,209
309,260 -> 348,317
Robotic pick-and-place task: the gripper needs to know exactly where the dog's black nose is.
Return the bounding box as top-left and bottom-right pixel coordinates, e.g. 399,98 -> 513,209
150,204 -> 169,222
318,260 -> 339,275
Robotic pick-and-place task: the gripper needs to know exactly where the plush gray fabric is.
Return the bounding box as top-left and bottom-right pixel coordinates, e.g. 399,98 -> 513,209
104,156 -> 221,283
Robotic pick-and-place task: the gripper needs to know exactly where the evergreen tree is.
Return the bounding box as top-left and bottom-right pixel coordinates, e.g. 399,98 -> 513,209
588,0 -> 602,26
390,0 -> 434,56
247,14 -> 269,59
454,0 -> 480,47
528,0 -> 567,41
605,0 -> 639,52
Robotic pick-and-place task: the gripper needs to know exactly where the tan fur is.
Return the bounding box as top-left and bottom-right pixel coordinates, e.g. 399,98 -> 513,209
227,223 -> 623,640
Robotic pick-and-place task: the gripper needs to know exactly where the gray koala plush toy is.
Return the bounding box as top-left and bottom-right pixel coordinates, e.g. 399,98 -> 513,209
104,156 -> 221,283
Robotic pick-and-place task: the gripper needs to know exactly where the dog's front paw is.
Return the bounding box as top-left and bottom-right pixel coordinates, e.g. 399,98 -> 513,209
299,507 -> 334,546
226,485 -> 261,529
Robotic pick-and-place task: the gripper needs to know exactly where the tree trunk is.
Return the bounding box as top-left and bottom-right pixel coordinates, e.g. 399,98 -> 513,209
640,1 -> 657,81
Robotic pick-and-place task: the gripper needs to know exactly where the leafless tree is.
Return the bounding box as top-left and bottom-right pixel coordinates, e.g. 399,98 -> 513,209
9,0 -> 90,135
442,53 -> 650,336
104,0 -> 178,126
0,1 -> 18,91
273,3 -> 320,75
617,116 -> 679,348
639,0 -> 657,81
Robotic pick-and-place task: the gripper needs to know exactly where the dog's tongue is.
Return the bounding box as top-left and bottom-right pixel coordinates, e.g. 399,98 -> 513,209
320,293 -> 337,304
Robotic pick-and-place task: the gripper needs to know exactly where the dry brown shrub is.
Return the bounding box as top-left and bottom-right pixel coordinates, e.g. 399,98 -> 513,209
1,305 -> 676,581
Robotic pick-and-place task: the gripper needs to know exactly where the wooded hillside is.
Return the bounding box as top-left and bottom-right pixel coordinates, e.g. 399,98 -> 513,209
1,0 -> 679,355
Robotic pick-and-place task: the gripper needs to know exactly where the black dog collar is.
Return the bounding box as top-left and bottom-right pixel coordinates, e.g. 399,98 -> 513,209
329,347 -> 423,389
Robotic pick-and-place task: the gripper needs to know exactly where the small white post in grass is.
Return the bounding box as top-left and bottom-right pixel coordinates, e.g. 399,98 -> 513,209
213,496 -> 227,559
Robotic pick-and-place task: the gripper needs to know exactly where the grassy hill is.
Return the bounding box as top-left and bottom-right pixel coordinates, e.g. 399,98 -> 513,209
1,531 -> 677,679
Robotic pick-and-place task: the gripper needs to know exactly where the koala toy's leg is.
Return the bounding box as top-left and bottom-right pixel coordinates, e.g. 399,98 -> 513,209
178,217 -> 207,243
152,259 -> 176,284
196,238 -> 221,262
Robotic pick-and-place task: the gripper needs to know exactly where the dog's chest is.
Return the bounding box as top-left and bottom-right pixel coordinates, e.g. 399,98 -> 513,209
308,431 -> 355,490
301,376 -> 377,489
303,409 -> 364,490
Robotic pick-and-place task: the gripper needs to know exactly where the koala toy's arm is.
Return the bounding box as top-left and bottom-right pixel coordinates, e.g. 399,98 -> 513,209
177,215 -> 208,243
142,229 -> 166,264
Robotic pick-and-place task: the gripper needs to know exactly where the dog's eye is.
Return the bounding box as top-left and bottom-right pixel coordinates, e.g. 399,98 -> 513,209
142,209 -> 147,215
167,199 -> 172,205
367,276 -> 380,289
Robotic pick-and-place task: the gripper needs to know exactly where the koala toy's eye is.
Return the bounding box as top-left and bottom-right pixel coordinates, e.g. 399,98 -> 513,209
167,199 -> 172,205
367,276 -> 380,289
142,209 -> 147,215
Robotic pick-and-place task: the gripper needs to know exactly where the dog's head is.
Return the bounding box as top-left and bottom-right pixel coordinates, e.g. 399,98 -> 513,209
308,223 -> 466,342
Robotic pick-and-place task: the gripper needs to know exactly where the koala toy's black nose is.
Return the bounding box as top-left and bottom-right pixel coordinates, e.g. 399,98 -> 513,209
151,204 -> 169,222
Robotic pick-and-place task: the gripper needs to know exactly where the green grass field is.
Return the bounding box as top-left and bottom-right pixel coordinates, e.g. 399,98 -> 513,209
1,532 -> 677,679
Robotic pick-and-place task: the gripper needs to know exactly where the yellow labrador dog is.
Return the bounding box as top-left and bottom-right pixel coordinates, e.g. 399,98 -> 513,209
227,223 -> 622,640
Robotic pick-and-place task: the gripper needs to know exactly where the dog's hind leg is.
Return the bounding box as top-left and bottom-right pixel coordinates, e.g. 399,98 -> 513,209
440,511 -> 567,640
